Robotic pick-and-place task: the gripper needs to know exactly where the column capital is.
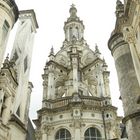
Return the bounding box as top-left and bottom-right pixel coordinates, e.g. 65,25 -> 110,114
123,27 -> 136,44
42,124 -> 54,135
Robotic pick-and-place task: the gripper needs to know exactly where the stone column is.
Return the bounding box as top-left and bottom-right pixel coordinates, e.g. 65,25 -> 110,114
42,125 -> 48,140
103,71 -> 110,97
108,33 -> 140,140
73,108 -> 81,140
47,66 -> 55,99
42,133 -> 47,140
75,129 -> 80,140
42,82 -> 48,107
72,56 -> 78,93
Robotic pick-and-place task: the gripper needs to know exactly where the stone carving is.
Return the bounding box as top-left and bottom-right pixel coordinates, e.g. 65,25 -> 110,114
42,125 -> 54,135
123,27 -> 136,44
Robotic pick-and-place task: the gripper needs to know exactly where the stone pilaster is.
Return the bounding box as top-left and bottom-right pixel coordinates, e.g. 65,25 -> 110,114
71,48 -> 79,93
123,27 -> 140,86
47,66 -> 55,99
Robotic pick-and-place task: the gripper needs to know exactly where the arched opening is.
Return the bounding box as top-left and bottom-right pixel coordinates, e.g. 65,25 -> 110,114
69,27 -> 73,41
84,127 -> 102,140
55,128 -> 71,140
76,26 -> 79,39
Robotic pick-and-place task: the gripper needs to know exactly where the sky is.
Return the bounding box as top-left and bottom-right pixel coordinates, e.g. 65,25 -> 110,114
6,0 -> 124,119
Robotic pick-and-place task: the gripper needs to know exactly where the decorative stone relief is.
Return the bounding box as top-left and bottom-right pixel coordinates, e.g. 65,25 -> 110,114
42,124 -> 54,135
123,27 -> 137,44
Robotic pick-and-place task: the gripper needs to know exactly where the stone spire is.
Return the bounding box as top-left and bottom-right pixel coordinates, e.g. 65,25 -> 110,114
95,44 -> 101,57
50,46 -> 54,55
48,46 -> 55,60
115,0 -> 124,17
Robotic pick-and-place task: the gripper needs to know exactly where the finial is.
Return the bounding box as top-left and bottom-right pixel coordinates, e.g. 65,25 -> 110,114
116,0 -> 124,17
69,3 -> 77,17
2,54 -> 10,68
116,0 -> 122,5
95,44 -> 100,53
71,3 -> 75,8
102,57 -> 108,68
50,46 -> 54,55
6,53 -> 9,59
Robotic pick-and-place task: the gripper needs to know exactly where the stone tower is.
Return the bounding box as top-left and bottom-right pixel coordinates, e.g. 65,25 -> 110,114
0,10 -> 38,140
34,5 -> 122,140
0,0 -> 19,67
108,0 -> 140,140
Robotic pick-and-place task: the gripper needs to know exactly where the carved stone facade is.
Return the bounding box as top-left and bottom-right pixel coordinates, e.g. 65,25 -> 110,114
0,1 -> 38,139
108,0 -> 140,140
34,5 -> 122,140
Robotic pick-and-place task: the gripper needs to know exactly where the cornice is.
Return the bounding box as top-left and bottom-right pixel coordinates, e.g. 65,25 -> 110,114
2,0 -> 19,22
9,114 -> 27,133
122,110 -> 140,124
46,60 -> 68,72
19,9 -> 38,29
81,57 -> 102,72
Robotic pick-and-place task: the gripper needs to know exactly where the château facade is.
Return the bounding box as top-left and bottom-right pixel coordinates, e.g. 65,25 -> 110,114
108,0 -> 140,140
0,0 -> 140,140
34,5 -> 122,140
0,0 -> 38,140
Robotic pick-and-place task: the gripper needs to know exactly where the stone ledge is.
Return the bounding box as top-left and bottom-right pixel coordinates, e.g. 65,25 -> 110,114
9,114 -> 27,133
122,110 -> 140,124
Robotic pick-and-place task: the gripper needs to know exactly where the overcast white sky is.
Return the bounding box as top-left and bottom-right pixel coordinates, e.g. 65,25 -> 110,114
7,0 -> 124,119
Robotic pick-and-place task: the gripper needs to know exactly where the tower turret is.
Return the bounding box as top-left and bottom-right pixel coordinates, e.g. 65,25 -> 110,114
108,0 -> 140,139
0,0 -> 19,67
64,4 -> 84,42
34,5 -> 122,140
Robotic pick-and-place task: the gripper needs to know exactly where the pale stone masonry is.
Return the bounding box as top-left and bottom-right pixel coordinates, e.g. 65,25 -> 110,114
0,8 -> 38,140
0,0 -> 18,68
34,5 -> 122,140
108,0 -> 140,140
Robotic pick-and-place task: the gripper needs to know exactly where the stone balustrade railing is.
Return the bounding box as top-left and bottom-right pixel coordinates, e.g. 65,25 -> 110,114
44,96 -> 103,109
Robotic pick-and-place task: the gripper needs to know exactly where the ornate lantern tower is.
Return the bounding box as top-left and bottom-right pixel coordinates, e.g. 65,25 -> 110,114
34,5 -> 122,140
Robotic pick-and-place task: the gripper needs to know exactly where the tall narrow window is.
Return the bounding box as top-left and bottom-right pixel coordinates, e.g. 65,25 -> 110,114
1,20 -> 10,46
16,106 -> 20,117
0,96 -> 7,117
76,27 -> 79,39
69,27 -> 73,41
24,56 -> 28,73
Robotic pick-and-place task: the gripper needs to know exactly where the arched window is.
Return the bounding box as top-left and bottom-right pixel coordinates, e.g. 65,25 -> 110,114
76,27 -> 79,39
55,128 -> 71,140
84,127 -> 102,140
69,27 -> 73,41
